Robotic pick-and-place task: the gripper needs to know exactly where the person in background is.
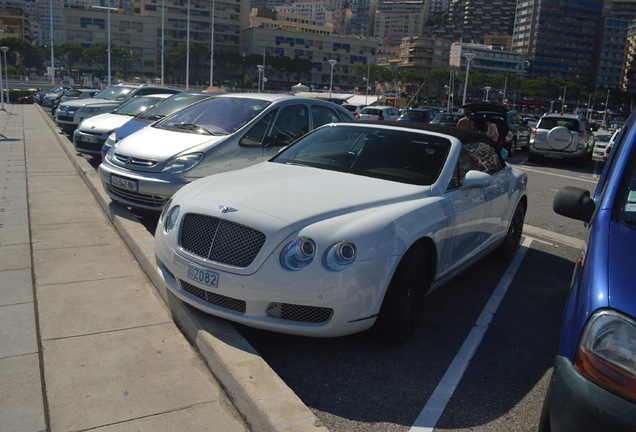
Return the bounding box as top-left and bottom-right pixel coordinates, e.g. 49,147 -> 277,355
486,120 -> 499,141
457,111 -> 474,129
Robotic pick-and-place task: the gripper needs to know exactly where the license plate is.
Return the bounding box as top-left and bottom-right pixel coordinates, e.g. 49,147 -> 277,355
110,175 -> 138,192
187,265 -> 219,288
544,153 -> 564,159
82,134 -> 98,143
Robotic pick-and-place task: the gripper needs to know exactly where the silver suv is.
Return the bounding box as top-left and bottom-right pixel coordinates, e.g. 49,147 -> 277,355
55,83 -> 181,134
529,113 -> 595,166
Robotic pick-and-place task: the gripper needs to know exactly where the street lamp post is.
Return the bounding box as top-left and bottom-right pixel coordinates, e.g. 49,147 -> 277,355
0,30 -> 3,110
484,86 -> 491,101
257,65 -> 263,93
328,59 -> 337,99
602,89 -> 610,128
461,52 -> 475,107
209,0 -> 215,88
1,47 -> 8,105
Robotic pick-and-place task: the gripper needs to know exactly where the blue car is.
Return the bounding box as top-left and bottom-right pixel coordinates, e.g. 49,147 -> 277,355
100,92 -> 212,160
540,111 -> 636,431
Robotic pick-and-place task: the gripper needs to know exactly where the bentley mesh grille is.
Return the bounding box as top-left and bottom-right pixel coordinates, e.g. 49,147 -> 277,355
179,280 -> 246,313
266,303 -> 334,323
179,213 -> 265,267
105,184 -> 166,208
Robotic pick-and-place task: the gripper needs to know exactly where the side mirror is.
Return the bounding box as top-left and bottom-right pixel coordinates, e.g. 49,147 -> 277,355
553,186 -> 596,223
463,170 -> 492,188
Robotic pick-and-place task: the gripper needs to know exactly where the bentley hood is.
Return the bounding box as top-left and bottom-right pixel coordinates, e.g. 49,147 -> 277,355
173,161 -> 432,229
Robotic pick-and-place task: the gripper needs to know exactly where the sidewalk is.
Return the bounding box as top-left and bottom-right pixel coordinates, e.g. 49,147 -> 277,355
0,104 -> 327,432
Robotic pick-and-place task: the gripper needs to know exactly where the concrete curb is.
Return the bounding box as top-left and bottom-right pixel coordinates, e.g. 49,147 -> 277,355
37,105 -> 329,432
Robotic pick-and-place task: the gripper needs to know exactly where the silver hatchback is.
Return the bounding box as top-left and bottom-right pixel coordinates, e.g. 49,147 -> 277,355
98,93 -> 356,211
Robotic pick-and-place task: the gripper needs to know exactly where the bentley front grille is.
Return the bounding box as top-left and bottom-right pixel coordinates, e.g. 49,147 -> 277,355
179,213 -> 266,268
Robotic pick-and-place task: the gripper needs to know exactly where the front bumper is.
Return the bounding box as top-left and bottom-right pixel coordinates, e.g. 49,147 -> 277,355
98,161 -> 189,211
154,242 -> 393,337
548,355 -> 636,432
73,129 -> 109,156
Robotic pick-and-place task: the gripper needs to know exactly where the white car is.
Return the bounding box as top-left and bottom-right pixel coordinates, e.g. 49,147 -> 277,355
155,122 -> 528,343
55,83 -> 181,134
357,106 -> 401,121
73,94 -> 172,159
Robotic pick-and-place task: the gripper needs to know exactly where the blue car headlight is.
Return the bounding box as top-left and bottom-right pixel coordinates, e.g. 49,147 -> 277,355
280,237 -> 316,270
161,153 -> 204,173
322,241 -> 357,271
575,310 -> 636,403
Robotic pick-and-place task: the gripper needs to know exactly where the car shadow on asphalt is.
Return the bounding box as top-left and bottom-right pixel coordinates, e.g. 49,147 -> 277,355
238,244 -> 574,431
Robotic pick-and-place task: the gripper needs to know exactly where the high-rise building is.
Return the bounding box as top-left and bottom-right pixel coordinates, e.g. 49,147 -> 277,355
512,0 -> 604,88
447,0 -> 517,41
373,0 -> 426,46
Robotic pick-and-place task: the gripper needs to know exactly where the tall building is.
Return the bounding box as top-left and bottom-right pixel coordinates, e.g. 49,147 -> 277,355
373,0 -> 426,46
447,0 -> 516,41
349,0 -> 374,36
512,0 -> 604,88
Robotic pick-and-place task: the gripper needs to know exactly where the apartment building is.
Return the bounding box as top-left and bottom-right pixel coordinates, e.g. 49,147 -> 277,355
373,0 -> 426,47
449,42 -> 524,76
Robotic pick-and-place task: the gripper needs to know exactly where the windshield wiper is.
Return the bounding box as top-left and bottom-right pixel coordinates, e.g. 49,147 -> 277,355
143,114 -> 165,121
170,123 -> 212,135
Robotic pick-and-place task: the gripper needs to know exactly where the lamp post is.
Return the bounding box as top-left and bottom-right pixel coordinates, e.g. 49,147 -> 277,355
49,0 -> 54,85
209,0 -> 215,88
1,46 -> 8,105
484,86 -> 491,101
257,64 -> 263,93
0,30 -> 3,110
602,89 -> 610,128
461,52 -> 475,106
328,59 -> 337,99
161,0 -> 165,85
107,0 -> 111,86
329,59 -> 338,99
185,0 -> 190,90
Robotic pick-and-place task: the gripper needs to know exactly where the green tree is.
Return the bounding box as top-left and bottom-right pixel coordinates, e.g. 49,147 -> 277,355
0,37 -> 45,74
54,42 -> 84,76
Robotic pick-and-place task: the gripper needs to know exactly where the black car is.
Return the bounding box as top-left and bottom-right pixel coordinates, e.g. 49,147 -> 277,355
463,102 -> 532,155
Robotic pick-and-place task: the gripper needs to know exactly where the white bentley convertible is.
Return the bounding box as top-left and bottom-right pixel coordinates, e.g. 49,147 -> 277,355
155,122 -> 528,343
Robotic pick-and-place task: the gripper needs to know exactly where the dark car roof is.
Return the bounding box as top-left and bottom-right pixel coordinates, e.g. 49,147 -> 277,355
350,120 -> 502,149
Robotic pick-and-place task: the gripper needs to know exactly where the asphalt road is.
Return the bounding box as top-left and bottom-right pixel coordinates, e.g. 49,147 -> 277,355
58,112 -> 606,432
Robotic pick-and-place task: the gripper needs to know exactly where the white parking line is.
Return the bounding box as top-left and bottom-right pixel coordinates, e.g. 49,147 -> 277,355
409,237 -> 533,432
514,164 -> 598,184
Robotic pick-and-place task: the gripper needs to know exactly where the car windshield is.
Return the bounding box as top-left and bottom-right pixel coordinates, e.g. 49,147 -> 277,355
112,96 -> 165,116
93,86 -> 134,101
157,96 -> 269,135
401,110 -> 429,120
271,125 -> 451,186
434,113 -> 460,122
138,94 -> 211,121
361,108 -> 382,115
538,117 -> 580,131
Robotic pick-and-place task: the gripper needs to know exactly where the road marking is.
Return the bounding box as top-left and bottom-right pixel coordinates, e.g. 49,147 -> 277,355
515,164 -> 598,184
409,237 -> 532,432
524,224 -> 584,250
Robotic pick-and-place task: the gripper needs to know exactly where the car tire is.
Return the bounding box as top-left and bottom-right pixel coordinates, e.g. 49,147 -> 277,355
547,126 -> 573,150
497,203 -> 525,261
373,242 -> 431,344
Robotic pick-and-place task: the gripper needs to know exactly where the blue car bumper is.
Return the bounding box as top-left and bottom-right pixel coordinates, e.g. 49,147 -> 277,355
549,355 -> 636,432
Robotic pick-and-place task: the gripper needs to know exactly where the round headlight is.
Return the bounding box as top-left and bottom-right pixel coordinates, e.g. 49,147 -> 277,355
323,241 -> 357,271
163,204 -> 180,233
280,237 -> 316,271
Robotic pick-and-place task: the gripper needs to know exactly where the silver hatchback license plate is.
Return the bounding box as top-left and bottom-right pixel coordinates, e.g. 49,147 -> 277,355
110,175 -> 138,192
187,265 -> 219,288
